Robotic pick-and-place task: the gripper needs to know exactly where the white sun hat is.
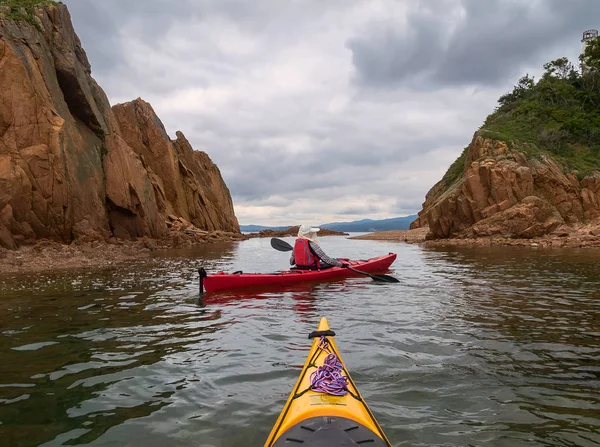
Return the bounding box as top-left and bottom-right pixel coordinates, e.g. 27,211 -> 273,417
298,224 -> 320,241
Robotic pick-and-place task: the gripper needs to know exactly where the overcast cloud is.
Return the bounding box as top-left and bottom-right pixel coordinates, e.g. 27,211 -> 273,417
63,0 -> 598,226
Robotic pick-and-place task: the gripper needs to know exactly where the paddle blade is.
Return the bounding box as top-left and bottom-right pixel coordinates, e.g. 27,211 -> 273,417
370,274 -> 400,283
270,237 -> 293,252
346,265 -> 399,283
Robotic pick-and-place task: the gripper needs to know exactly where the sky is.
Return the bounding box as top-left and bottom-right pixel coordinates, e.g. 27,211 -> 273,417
62,0 -> 599,226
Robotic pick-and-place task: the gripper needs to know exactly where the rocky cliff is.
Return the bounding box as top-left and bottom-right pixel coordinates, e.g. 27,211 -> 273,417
411,53 -> 600,241
0,2 -> 239,249
411,134 -> 600,240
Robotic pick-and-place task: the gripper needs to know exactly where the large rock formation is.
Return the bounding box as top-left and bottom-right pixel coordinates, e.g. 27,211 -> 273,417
0,3 -> 239,249
112,99 -> 238,234
411,133 -> 600,239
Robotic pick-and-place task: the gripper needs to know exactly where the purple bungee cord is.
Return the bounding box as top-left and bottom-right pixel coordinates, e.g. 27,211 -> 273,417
309,337 -> 349,396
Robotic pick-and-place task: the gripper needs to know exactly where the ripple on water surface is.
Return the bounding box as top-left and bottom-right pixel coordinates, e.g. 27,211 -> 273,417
0,239 -> 599,446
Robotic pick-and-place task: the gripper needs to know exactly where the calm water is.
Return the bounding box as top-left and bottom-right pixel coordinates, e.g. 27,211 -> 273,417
1,236 -> 599,447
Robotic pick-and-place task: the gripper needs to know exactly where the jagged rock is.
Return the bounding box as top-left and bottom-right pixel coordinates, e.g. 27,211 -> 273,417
0,221 -> 16,249
581,174 -> 600,220
103,132 -> 167,238
551,224 -> 573,237
112,225 -> 131,240
0,3 -> 239,250
413,133 -> 600,239
463,196 -> 564,238
112,99 -> 239,233
529,156 -> 584,224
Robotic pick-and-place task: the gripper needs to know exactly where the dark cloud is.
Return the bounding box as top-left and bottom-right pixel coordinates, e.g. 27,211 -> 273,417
346,4 -> 447,88
64,0 -> 343,75
347,0 -> 600,89
189,114 -> 470,203
59,0 -> 596,225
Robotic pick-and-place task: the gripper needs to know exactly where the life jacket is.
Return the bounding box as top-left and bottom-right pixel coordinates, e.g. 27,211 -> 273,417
293,238 -> 320,269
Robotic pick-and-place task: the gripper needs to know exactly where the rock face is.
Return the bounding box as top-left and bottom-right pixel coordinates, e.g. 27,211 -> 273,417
412,133 -> 600,239
112,99 -> 238,234
0,4 -> 239,249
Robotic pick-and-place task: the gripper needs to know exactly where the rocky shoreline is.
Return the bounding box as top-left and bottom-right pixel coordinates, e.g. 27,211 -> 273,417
4,224 -> 600,276
0,225 -> 350,275
0,229 -> 246,275
350,225 -> 600,248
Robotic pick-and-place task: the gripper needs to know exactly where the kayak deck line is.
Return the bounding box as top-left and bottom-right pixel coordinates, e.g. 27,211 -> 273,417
288,336 -> 355,401
265,317 -> 391,447
305,337 -> 350,397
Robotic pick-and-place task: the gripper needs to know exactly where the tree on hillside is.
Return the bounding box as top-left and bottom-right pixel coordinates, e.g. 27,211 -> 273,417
542,57 -> 578,81
486,50 -> 600,167
497,74 -> 535,108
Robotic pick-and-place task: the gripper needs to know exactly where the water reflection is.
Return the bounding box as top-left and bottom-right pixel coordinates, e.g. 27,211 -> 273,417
1,239 -> 599,446
1,285 -> 227,445
0,248 -> 239,446
423,246 -> 600,445
292,294 -> 318,323
202,282 -> 322,325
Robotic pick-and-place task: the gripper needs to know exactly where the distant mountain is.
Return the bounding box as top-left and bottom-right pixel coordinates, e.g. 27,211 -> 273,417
239,215 -> 418,233
320,215 -> 417,232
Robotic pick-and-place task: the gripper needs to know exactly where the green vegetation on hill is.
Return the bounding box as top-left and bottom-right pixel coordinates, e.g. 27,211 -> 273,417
437,146 -> 469,192
479,38 -> 600,179
1,0 -> 53,5
0,0 -> 56,26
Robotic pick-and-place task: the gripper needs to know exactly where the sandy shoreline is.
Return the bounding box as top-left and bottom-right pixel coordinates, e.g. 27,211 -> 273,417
349,227 -> 600,248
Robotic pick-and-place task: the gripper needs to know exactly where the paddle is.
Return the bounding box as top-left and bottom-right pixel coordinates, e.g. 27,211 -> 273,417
270,237 -> 399,283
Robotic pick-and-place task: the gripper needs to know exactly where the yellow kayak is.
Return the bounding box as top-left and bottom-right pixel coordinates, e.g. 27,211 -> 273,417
265,317 -> 391,446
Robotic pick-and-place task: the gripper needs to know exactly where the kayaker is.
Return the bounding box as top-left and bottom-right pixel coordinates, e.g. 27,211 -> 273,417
290,225 -> 349,270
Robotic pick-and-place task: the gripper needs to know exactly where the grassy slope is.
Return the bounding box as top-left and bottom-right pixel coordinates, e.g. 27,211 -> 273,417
436,146 -> 469,193
0,0 -> 57,24
0,0 -> 55,8
439,57 -> 600,192
480,95 -> 600,180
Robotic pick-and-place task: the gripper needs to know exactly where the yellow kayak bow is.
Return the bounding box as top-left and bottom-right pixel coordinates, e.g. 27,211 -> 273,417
265,317 -> 391,446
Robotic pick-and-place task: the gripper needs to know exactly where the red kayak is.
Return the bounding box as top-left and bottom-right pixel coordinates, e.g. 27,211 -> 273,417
200,253 -> 397,293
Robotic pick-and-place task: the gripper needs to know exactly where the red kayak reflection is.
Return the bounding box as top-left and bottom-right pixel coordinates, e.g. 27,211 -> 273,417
291,293 -> 317,323
202,281 -> 321,307
201,282 -> 337,325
